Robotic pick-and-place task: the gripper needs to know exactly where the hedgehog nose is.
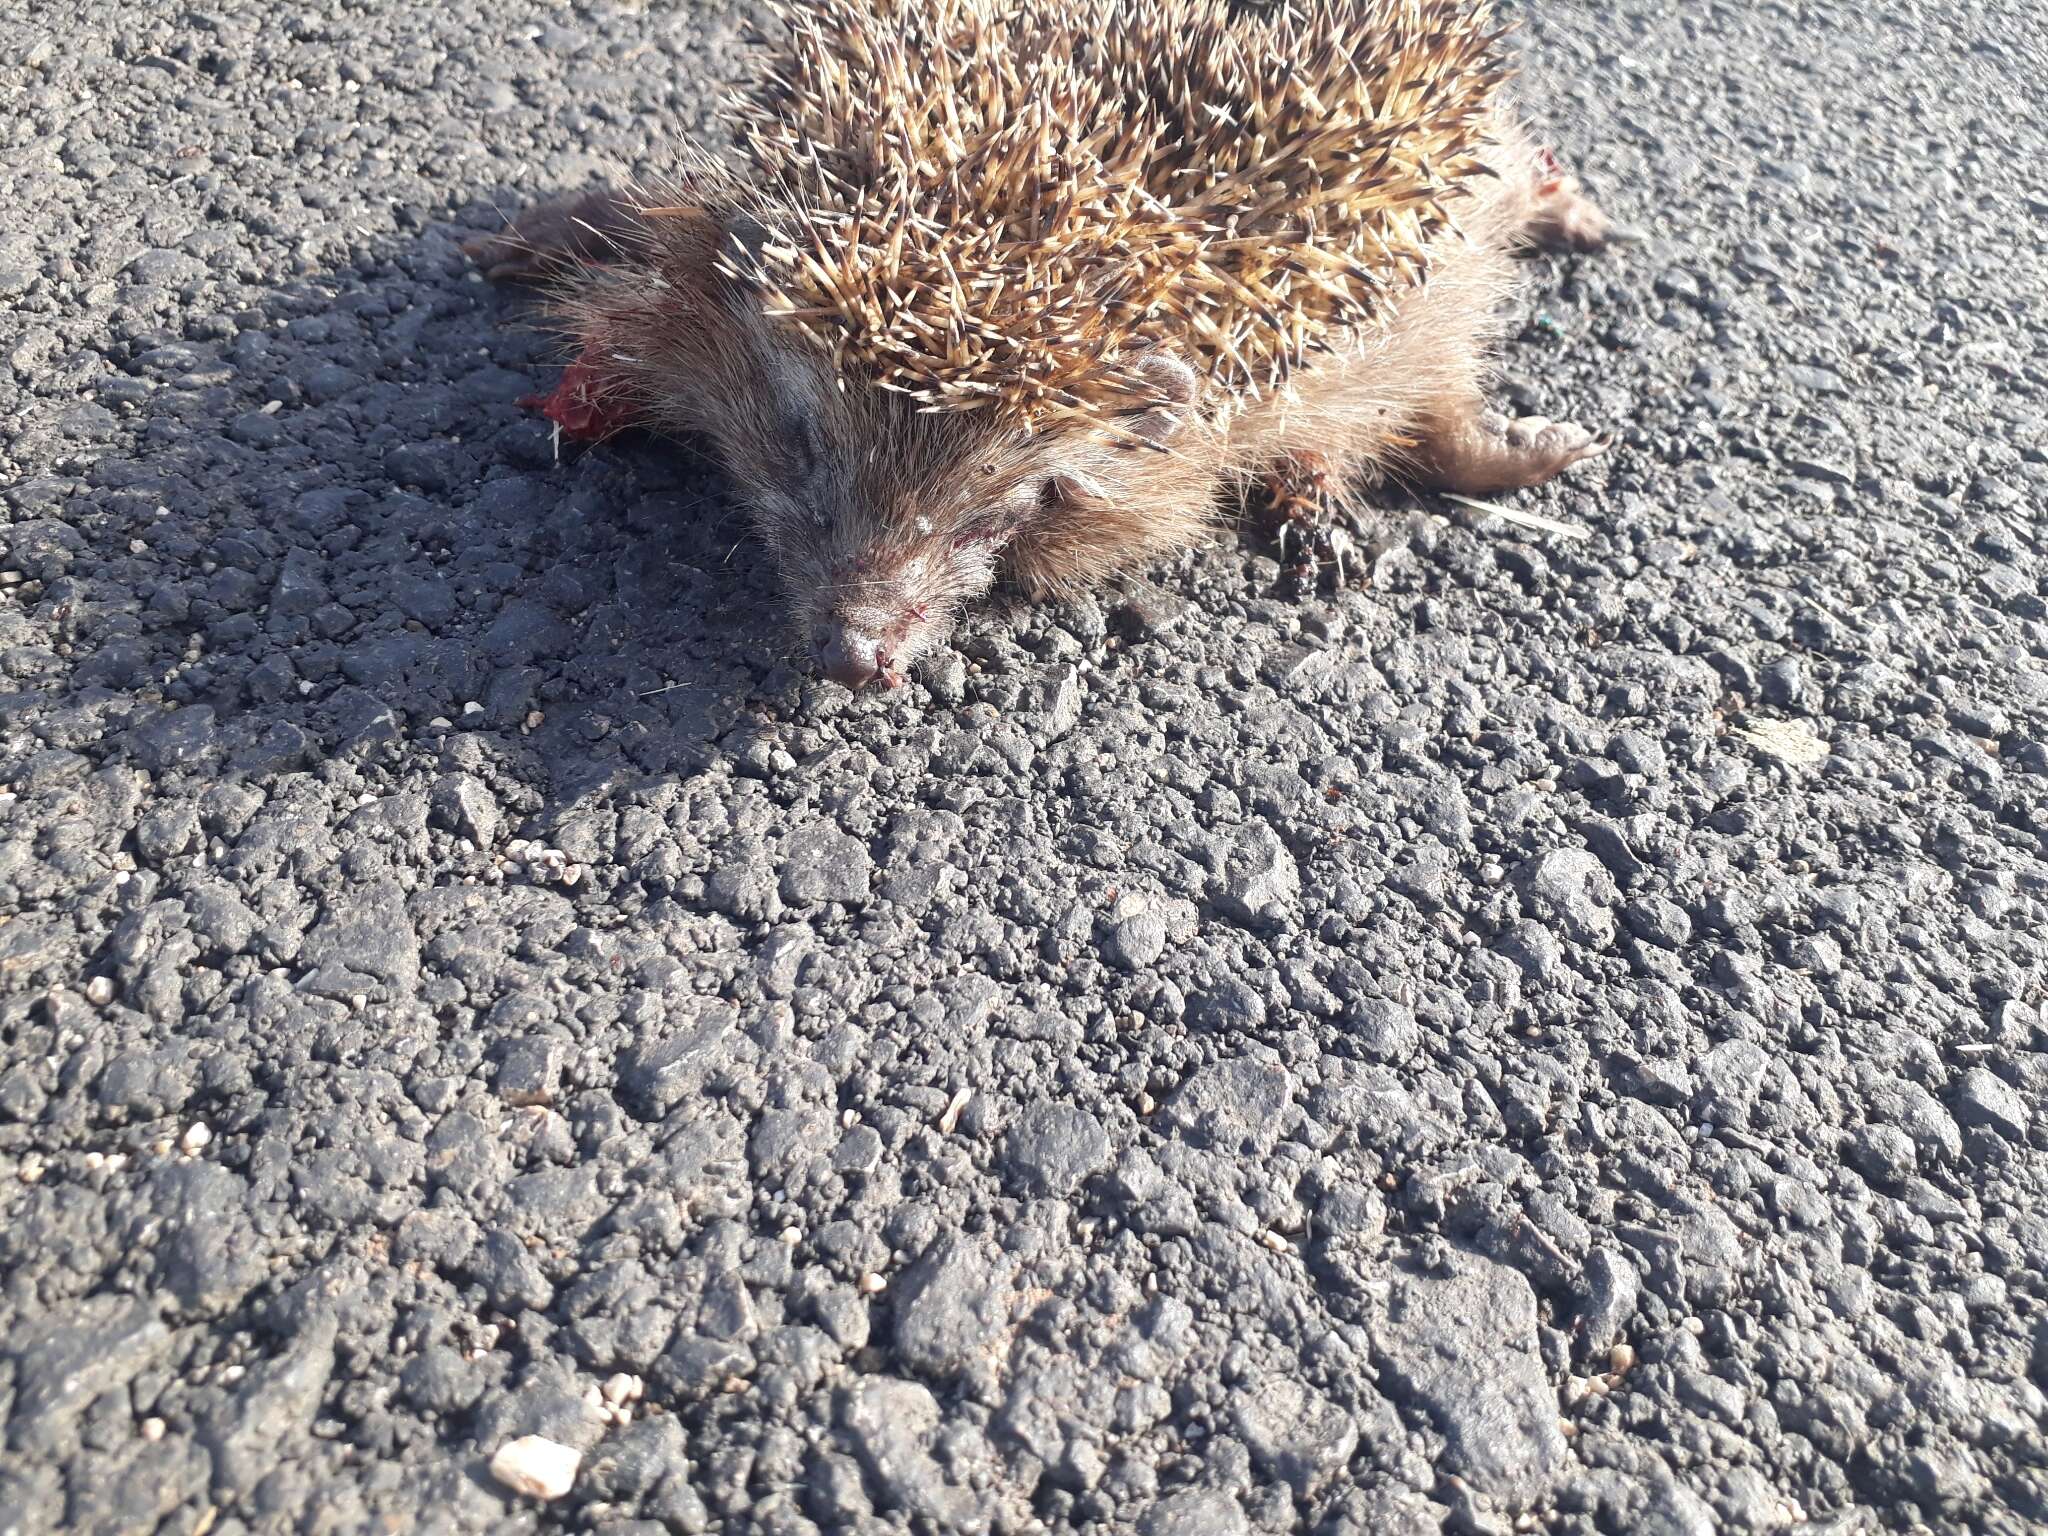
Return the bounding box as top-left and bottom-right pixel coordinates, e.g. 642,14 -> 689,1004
814,624 -> 891,689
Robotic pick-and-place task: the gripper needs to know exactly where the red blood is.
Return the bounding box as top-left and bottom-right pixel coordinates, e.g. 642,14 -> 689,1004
518,346 -> 642,442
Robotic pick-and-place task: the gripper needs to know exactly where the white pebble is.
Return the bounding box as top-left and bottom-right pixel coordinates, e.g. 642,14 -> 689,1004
489,1435 -> 581,1501
600,1373 -> 644,1407
860,1271 -> 887,1294
180,1122 -> 212,1154
85,976 -> 115,1006
141,1417 -> 166,1442
937,1086 -> 973,1135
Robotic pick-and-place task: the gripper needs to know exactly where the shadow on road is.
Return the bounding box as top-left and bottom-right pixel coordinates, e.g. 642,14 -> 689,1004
32,188 -> 789,834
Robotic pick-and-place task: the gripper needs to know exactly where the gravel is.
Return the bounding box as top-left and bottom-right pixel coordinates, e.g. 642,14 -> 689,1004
2,1 -> 2046,1534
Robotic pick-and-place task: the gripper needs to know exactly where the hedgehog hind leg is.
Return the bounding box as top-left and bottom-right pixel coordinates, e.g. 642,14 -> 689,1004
1523,150 -> 1613,252
1407,404 -> 1612,495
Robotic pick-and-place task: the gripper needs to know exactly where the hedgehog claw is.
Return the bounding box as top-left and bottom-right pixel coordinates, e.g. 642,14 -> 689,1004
1257,457 -> 1366,595
1326,524 -> 1356,588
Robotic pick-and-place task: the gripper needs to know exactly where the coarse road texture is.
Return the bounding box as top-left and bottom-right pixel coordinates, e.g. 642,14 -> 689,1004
2,2 -> 2046,1534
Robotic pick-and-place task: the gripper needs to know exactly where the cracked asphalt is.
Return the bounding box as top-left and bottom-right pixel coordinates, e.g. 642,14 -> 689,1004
2,2 -> 2046,1533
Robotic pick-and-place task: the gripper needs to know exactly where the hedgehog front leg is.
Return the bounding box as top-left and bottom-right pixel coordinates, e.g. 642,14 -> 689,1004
464,188 -> 637,281
1258,451 -> 1365,591
1409,404 -> 1611,495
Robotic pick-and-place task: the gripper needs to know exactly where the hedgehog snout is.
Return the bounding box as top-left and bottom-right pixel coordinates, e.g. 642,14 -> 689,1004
812,621 -> 898,690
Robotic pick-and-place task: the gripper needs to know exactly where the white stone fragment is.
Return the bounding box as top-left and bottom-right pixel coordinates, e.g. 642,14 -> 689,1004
937,1087 -> 973,1135
489,1435 -> 581,1501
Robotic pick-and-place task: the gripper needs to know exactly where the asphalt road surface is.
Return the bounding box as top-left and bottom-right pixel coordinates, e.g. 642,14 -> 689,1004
2,2 -> 2045,1533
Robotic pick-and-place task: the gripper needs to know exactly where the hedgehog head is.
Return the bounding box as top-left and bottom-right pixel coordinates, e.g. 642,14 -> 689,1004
714,327 -> 1213,689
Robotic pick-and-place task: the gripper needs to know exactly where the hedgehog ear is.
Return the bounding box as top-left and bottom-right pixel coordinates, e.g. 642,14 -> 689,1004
1116,349 -> 1201,446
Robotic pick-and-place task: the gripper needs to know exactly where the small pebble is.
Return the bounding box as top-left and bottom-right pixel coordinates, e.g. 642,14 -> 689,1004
937,1086 -> 973,1135
489,1435 -> 581,1501
601,1373 -> 644,1406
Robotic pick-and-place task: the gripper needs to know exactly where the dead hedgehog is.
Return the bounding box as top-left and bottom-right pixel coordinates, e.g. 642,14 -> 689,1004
468,0 -> 1619,689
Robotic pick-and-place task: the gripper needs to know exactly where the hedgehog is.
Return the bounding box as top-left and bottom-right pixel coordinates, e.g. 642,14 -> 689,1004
468,0 -> 1618,688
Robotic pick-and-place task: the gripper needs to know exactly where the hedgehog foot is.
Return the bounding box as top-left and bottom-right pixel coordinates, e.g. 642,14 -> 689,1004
1526,149 -> 1612,252
465,188 -> 636,281
1258,456 -> 1366,593
1412,408 -> 1612,495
